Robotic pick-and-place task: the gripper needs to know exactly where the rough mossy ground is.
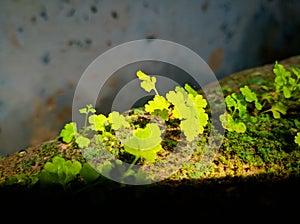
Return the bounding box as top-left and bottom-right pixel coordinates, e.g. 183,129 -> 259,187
0,55 -> 300,215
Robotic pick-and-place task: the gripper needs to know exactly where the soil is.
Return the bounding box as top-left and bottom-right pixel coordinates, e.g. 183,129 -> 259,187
1,55 -> 300,218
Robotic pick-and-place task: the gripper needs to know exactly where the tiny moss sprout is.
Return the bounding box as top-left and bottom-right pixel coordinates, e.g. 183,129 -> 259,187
219,84 -> 262,133
262,61 -> 300,119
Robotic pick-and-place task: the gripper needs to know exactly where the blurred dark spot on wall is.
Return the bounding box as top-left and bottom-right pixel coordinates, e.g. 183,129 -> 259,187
41,52 -> 50,65
111,10 -> 118,19
90,5 -> 97,14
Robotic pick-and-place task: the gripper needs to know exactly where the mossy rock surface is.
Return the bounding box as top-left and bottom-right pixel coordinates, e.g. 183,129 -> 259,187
1,55 -> 300,216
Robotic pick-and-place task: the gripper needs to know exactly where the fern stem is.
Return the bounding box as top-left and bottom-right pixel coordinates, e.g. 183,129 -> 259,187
122,156 -> 140,180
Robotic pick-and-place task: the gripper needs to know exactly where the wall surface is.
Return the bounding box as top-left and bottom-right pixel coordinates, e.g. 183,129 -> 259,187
1,0 -> 300,156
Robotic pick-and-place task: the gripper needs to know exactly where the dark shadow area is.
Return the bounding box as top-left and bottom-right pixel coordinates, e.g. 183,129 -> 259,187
1,173 -> 299,216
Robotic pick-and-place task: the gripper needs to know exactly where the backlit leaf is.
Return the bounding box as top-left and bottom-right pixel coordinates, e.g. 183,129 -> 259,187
136,70 -> 157,93
108,111 -> 130,130
89,114 -> 107,131
59,122 -> 77,143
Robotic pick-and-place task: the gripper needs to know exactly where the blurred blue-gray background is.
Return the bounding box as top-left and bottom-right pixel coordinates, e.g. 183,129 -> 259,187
0,0 -> 300,156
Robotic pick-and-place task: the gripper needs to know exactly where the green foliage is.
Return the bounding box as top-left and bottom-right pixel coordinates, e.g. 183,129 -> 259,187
136,70 -> 159,95
39,156 -> 82,189
59,122 -> 77,143
89,113 -> 107,132
56,62 -> 300,184
221,61 -> 300,134
268,61 -> 300,119
79,162 -> 101,183
79,103 -> 96,130
4,173 -> 39,188
295,132 -> 300,146
273,61 -> 300,99
139,72 -> 209,141
219,113 -> 246,133
108,111 -> 130,130
219,91 -> 248,133
98,160 -> 150,184
59,121 -> 90,148
123,123 -> 163,163
75,135 -> 90,148
184,83 -> 198,96
269,102 -> 287,119
166,86 -> 208,141
3,60 -> 300,191
144,95 -> 170,120
57,69 -> 209,182
240,85 -> 262,110
139,71 -> 208,139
